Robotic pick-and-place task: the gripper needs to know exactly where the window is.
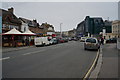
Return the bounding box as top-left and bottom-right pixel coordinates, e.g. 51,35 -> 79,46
2,24 -> 7,28
86,38 -> 96,43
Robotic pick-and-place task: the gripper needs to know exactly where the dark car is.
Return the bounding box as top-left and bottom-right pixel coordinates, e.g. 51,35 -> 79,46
71,37 -> 78,41
106,38 -> 117,43
63,38 -> 69,42
59,38 -> 65,43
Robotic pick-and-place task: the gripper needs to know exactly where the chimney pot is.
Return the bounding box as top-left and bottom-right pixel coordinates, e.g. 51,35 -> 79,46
8,7 -> 14,13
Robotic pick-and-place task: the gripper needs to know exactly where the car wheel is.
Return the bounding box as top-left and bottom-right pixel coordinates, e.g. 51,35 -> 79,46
84,48 -> 87,50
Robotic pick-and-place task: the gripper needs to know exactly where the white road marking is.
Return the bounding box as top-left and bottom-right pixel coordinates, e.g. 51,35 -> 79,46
50,46 -> 61,49
23,50 -> 45,55
0,57 -> 10,61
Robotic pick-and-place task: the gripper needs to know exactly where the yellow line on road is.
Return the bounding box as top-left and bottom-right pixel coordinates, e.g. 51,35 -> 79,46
83,50 -> 100,80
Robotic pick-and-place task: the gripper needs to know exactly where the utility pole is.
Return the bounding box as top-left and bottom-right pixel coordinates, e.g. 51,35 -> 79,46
60,23 -> 63,37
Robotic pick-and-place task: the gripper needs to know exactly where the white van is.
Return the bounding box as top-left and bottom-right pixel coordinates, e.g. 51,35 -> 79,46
34,37 -> 44,46
34,37 -> 50,46
42,37 -> 50,46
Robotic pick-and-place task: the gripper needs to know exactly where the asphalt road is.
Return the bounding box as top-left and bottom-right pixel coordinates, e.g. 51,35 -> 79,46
2,41 -> 98,78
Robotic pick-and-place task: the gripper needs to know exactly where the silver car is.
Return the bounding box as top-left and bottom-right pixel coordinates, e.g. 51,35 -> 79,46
84,38 -> 100,50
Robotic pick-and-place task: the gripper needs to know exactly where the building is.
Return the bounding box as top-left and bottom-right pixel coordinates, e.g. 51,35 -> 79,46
19,17 -> 29,32
19,17 -> 43,34
76,16 -> 104,37
41,22 -> 55,35
103,20 -> 112,39
104,20 -> 112,33
1,7 -> 22,33
55,32 -> 61,37
76,21 -> 85,38
62,31 -> 69,37
84,16 -> 104,36
112,20 -> 120,38
68,29 -> 76,37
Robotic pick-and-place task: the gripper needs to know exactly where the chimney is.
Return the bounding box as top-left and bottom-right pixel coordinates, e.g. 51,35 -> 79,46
8,7 -> 14,13
33,19 -> 37,23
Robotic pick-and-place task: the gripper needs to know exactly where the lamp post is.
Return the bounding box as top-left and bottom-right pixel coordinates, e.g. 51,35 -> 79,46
60,23 -> 62,37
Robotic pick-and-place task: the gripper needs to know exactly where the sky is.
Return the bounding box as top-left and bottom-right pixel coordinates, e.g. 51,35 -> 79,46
2,2 -> 118,31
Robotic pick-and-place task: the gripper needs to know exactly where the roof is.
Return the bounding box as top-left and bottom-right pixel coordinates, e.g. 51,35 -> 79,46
19,17 -> 32,23
1,9 -> 21,25
22,29 -> 36,35
4,28 -> 22,35
3,28 -> 36,36
19,17 -> 38,27
77,21 -> 84,29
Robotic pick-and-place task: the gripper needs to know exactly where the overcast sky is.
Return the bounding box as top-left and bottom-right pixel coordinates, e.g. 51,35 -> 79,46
2,2 -> 118,31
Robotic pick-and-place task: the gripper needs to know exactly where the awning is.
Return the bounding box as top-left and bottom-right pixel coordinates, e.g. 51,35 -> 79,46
2,28 -> 36,36
22,29 -> 36,36
2,28 -> 22,35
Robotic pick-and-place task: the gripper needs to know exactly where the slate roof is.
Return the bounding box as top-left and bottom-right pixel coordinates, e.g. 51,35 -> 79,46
1,9 -> 21,25
19,17 -> 38,27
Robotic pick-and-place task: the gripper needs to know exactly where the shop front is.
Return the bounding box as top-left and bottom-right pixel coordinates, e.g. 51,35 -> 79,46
2,28 -> 36,47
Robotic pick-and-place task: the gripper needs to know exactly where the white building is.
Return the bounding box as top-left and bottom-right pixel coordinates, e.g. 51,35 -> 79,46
19,17 -> 29,32
20,20 -> 28,32
112,20 -> 120,38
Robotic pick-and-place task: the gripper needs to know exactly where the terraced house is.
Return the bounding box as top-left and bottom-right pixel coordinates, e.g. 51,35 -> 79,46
1,7 -> 22,33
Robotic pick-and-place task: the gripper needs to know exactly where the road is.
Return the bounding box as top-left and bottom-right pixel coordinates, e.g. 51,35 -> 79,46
2,41 -> 98,78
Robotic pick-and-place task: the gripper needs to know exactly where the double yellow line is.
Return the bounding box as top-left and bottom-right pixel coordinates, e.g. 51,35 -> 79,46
83,50 -> 100,80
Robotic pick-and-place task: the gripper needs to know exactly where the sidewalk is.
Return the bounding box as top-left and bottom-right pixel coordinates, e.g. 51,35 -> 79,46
2,46 -> 34,53
98,43 -> 119,79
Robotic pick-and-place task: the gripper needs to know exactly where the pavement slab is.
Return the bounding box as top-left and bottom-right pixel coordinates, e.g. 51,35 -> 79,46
98,43 -> 119,78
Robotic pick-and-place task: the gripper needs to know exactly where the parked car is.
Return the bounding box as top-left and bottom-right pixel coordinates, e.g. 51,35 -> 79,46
80,37 -> 86,42
59,38 -> 65,43
73,37 -> 78,41
50,38 -> 58,44
71,37 -> 78,41
84,38 -> 100,50
63,37 -> 69,42
68,37 -> 72,41
106,38 -> 117,43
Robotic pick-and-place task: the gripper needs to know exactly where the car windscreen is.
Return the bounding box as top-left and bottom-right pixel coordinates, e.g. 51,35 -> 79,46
86,38 -> 96,43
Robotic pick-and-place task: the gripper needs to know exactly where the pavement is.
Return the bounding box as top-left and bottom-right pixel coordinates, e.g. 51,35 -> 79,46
98,43 -> 119,79
2,46 -> 34,53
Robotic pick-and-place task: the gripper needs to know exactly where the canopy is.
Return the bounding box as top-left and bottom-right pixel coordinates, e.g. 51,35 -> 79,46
2,28 -> 36,36
3,28 -> 22,35
22,29 -> 36,35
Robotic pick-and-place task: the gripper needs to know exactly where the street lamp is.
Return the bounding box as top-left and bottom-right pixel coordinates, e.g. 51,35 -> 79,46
60,23 -> 63,37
